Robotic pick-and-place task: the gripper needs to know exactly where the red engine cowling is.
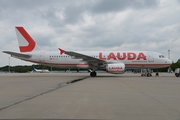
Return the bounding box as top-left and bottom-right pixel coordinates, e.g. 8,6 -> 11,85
106,63 -> 125,74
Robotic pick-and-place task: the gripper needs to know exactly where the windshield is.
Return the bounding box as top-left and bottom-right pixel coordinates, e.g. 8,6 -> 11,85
159,55 -> 165,58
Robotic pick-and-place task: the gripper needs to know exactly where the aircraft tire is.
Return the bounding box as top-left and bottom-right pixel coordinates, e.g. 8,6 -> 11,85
90,72 -> 97,77
147,73 -> 151,77
175,73 -> 179,77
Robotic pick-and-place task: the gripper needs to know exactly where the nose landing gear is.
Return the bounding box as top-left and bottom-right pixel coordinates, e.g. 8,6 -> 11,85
90,71 -> 97,77
141,69 -> 152,77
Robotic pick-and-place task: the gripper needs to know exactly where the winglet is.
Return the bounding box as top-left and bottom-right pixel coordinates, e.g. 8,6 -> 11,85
58,48 -> 65,55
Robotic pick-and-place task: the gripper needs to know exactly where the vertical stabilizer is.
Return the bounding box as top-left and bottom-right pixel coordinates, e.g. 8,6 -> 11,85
15,26 -> 42,52
32,66 -> 37,72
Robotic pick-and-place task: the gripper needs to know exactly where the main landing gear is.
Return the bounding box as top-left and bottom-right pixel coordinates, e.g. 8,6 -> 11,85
141,69 -> 152,77
90,71 -> 97,77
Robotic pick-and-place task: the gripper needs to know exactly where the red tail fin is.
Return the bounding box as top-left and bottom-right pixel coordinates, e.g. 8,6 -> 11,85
15,26 -> 42,52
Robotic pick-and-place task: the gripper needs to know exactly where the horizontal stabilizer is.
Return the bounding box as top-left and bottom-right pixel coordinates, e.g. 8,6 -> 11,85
3,51 -> 31,58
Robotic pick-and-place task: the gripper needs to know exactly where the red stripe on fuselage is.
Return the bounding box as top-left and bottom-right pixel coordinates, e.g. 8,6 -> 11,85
16,27 -> 36,52
21,59 -> 171,68
125,64 -> 171,68
22,59 -> 89,67
126,64 -> 171,66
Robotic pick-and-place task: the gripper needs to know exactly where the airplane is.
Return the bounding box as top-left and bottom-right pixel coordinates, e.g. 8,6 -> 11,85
31,65 -> 49,73
3,26 -> 172,77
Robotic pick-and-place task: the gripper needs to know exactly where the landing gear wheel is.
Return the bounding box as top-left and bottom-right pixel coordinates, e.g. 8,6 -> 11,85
90,72 -> 97,77
147,73 -> 152,77
175,73 -> 179,77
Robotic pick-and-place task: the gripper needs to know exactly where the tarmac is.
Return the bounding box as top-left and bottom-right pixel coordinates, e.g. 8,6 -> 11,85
0,72 -> 179,120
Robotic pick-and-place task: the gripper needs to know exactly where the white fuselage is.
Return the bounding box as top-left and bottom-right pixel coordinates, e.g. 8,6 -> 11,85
20,51 -> 172,70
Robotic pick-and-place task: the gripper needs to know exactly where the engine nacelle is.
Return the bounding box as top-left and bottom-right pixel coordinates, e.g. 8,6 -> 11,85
106,63 -> 125,74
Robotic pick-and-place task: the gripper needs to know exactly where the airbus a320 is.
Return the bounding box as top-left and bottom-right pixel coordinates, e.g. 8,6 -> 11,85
3,27 -> 172,77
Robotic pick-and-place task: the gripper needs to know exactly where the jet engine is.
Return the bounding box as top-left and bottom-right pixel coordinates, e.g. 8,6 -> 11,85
106,63 -> 125,74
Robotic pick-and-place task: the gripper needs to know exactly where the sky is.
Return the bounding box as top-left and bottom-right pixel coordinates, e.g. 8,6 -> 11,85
0,0 -> 180,67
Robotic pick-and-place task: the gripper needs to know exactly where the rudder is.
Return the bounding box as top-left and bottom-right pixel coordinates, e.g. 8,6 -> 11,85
15,26 -> 42,52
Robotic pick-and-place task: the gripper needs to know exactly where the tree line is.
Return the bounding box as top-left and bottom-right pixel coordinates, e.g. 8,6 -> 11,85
0,65 -> 62,73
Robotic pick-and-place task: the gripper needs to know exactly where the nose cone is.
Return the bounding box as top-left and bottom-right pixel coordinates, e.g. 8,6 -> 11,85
166,59 -> 172,66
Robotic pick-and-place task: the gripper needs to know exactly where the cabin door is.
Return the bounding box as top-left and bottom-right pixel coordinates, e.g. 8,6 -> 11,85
148,52 -> 154,62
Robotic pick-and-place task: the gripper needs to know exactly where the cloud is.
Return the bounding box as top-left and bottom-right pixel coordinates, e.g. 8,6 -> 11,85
0,0 -> 180,67
91,0 -> 159,13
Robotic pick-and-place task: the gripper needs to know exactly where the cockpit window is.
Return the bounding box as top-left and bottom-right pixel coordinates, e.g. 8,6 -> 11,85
159,55 -> 165,58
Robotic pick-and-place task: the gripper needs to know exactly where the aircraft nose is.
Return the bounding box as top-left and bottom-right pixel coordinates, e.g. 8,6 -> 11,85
166,59 -> 172,65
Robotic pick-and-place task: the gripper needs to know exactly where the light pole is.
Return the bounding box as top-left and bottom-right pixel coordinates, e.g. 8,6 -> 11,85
168,50 -> 171,73
9,56 -> 11,73
168,50 -> 170,59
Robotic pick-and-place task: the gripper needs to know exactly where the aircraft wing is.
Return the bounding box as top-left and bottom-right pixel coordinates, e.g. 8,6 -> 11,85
66,51 -> 103,62
3,51 -> 31,58
64,50 -> 106,67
